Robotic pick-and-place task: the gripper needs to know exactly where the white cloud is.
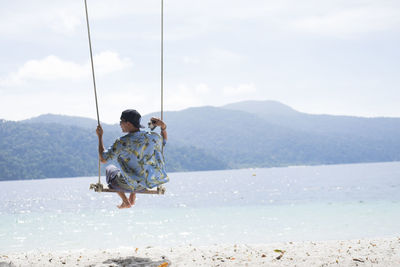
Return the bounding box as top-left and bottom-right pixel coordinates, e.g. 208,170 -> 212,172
183,56 -> 200,65
0,51 -> 132,87
50,12 -> 81,34
94,51 -> 133,74
194,83 -> 210,94
100,90 -> 150,122
181,49 -> 242,69
87,0 -> 159,19
165,1 -> 400,40
165,83 -> 212,111
223,83 -> 257,97
289,4 -> 400,38
210,49 -> 242,62
0,2 -> 84,36
0,0 -> 399,121
2,1 -> 399,42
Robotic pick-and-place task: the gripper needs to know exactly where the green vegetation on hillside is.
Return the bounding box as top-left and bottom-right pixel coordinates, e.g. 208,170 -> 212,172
0,120 -> 227,180
1,100 -> 400,180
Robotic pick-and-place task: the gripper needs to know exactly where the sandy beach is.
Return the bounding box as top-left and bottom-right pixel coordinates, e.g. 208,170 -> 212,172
1,237 -> 399,267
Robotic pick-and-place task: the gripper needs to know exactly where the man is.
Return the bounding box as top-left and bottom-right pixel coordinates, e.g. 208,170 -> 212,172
96,109 -> 169,209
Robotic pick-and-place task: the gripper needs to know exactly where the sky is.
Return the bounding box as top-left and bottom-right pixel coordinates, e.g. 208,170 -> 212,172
0,0 -> 399,123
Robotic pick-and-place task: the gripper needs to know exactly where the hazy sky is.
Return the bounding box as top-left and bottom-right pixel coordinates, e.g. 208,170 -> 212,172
1,0 -> 399,123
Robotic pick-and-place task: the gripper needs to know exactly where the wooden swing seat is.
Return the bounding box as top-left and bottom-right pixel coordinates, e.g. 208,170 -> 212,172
89,183 -> 166,195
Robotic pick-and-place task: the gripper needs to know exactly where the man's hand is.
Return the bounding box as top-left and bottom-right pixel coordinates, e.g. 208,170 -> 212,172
96,125 -> 107,163
96,125 -> 103,138
151,117 -> 167,130
151,117 -> 167,142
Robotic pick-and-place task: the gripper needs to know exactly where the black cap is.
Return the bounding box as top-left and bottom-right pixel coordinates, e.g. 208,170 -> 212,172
120,109 -> 144,128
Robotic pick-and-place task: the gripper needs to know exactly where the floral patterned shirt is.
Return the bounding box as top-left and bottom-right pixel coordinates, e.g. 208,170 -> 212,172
102,131 -> 169,190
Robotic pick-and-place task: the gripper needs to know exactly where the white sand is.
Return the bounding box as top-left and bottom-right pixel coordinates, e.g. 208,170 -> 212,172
1,237 -> 399,267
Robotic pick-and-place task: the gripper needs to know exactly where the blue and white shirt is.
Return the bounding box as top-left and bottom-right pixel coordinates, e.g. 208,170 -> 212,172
102,131 -> 169,190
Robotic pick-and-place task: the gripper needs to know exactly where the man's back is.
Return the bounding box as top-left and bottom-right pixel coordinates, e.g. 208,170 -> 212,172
103,131 -> 169,190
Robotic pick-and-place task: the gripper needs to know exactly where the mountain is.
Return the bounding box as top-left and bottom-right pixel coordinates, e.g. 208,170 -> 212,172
222,100 -> 400,138
1,100 -> 400,180
0,120 -> 99,179
23,114 -> 119,132
223,100 -> 299,117
0,118 -> 227,180
152,105 -> 400,167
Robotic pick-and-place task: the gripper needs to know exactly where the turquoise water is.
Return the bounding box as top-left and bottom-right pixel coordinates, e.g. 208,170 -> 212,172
1,162 -> 400,252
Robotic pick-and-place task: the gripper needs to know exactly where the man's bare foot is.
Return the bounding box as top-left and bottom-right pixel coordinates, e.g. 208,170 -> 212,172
129,193 -> 136,206
117,201 -> 131,209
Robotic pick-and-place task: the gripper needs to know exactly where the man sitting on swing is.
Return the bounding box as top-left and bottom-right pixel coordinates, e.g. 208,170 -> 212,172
96,109 -> 169,209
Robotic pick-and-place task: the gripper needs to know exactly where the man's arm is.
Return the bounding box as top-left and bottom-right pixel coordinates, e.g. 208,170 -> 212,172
151,117 -> 167,142
160,124 -> 167,142
96,125 -> 107,163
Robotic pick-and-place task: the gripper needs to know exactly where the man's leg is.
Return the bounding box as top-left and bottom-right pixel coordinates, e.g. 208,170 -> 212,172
129,193 -> 136,206
106,165 -> 119,184
116,192 -> 131,209
106,165 -> 132,209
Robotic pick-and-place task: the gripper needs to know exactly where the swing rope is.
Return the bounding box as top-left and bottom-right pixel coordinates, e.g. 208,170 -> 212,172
84,0 -> 101,186
84,0 -> 166,194
161,0 -> 164,121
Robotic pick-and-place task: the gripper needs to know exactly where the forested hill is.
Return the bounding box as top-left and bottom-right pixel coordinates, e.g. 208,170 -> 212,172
1,100 -> 400,180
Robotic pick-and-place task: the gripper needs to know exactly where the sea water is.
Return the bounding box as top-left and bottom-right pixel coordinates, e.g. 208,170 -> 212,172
0,162 -> 400,252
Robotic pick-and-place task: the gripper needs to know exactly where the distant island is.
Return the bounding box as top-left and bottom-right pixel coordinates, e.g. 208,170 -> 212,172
1,100 -> 400,180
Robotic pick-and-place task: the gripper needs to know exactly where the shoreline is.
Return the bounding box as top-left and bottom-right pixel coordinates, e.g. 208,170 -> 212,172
2,237 -> 399,266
